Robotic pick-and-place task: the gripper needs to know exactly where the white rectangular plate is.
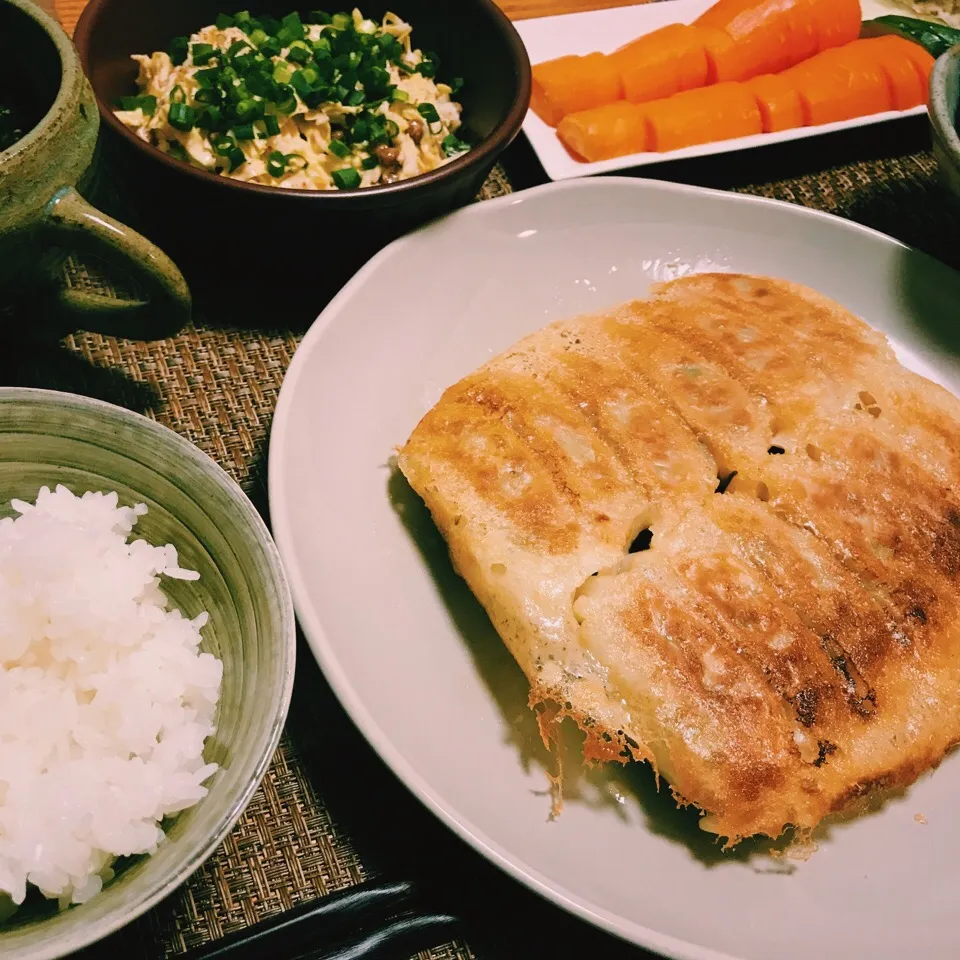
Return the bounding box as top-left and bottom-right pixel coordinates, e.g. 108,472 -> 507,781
515,0 -> 927,181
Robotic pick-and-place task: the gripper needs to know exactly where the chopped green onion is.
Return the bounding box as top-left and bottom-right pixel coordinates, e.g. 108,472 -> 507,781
274,84 -> 298,114
267,150 -> 289,177
191,42 -> 216,65
234,97 -> 264,121
166,140 -> 189,162
260,37 -> 282,58
383,118 -> 399,139
232,52 -> 258,74
228,39 -> 252,59
167,36 -> 189,66
234,10 -> 252,24
226,80 -> 252,104
361,154 -> 379,169
281,11 -> 305,39
306,10 -> 332,24
260,15 -> 282,35
331,11 -> 352,30
332,166 -> 361,189
116,94 -> 157,116
233,122 -> 256,140
226,146 -> 246,171
391,88 -> 409,102
215,12 -> 235,29
248,28 -> 269,47
312,36 -> 332,55
194,86 -> 223,105
417,102 -> 440,125
194,67 -> 221,88
441,133 -> 469,156
168,101 -> 198,131
345,88 -> 365,107
290,68 -> 319,97
379,34 -> 400,58
262,113 -> 281,136
245,72 -> 277,99
328,137 -> 350,157
198,105 -> 224,131
272,63 -> 293,84
211,133 -> 236,155
287,40 -> 312,63
418,59 -> 437,79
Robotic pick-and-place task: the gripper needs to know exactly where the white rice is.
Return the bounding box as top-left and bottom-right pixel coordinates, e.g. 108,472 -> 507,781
0,485 -> 222,911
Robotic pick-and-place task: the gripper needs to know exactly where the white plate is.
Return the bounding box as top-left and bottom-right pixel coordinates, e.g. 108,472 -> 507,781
515,0 -> 926,181
268,178 -> 960,960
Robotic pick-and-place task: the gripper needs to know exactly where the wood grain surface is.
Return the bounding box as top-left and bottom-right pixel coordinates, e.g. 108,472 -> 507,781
54,0 -> 646,34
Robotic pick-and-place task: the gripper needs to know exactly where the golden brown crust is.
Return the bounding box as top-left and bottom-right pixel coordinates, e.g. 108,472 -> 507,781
398,273 -> 960,844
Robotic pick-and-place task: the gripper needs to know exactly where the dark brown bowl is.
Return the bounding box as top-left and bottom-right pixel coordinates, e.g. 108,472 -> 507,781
74,0 -> 530,321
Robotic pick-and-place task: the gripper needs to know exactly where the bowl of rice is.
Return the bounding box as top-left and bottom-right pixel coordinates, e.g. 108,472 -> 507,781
0,387 -> 295,960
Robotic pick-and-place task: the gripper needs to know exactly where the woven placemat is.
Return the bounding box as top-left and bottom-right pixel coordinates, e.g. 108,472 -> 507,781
13,123 -> 958,960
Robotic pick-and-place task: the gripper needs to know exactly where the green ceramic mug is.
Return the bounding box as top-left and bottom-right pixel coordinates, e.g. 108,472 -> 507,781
0,0 -> 190,337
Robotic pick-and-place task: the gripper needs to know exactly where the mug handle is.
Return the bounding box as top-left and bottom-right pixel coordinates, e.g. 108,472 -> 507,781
42,185 -> 191,339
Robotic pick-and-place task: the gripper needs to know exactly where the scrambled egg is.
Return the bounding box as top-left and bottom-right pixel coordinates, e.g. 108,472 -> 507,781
115,10 -> 467,190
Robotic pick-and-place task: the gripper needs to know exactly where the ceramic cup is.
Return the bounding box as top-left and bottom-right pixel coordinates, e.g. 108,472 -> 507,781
0,0 -> 190,337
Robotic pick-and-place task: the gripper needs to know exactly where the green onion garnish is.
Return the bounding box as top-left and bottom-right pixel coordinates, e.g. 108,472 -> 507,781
328,137 -> 350,157
417,102 -> 440,124
168,101 -> 198,131
191,42 -> 216,65
392,89 -> 409,102
332,166 -> 361,189
234,97 -> 264,121
170,84 -> 187,104
287,40 -> 312,63
116,94 -> 157,116
211,133 -> 235,155
267,150 -> 289,177
194,67 -> 221,89
228,39 -> 252,59
263,113 -> 281,136
215,12 -> 235,29
198,105 -> 224,130
226,146 -> 246,171
361,154 -> 378,169
233,122 -> 255,140
281,11 -> 305,38
260,37 -> 282,57
441,133 -> 469,156
306,10 -> 332,24
249,28 -> 269,47
345,88 -> 365,107
272,62 -> 293,84
166,140 -> 189,162
167,36 -> 189,66
274,84 -> 298,114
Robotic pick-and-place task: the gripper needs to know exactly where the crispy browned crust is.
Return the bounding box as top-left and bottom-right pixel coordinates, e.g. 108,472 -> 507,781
398,273 -> 960,844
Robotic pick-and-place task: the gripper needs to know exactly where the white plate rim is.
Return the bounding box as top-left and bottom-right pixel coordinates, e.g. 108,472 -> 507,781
514,0 -> 929,181
265,175 -> 948,960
